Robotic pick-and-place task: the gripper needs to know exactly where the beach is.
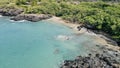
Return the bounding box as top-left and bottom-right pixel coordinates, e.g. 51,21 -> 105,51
47,16 -> 120,51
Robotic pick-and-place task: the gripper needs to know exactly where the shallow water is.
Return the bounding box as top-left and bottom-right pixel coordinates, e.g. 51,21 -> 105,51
0,17 -> 98,68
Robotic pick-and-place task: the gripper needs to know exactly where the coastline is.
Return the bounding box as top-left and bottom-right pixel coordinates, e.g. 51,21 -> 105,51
46,16 -> 80,31
0,15 -> 120,67
0,2 -> 120,67
47,16 -> 120,51
1,13 -> 120,52
47,16 -> 120,67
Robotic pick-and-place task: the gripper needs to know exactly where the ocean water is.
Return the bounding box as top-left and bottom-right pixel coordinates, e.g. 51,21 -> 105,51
0,17 -> 97,68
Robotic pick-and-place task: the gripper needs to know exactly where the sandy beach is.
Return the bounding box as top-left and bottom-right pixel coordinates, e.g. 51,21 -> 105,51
47,16 -> 80,30
47,16 -> 120,51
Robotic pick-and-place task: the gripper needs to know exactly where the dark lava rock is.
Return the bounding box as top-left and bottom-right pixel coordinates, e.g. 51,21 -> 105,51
10,14 -> 52,22
115,39 -> 120,46
84,24 -> 96,30
61,44 -> 120,68
0,8 -> 23,16
77,25 -> 84,31
61,53 -> 120,68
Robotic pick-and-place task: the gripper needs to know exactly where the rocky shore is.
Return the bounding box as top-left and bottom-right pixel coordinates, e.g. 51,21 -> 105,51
10,14 -> 52,22
77,24 -> 120,46
61,44 -> 120,68
0,7 -> 52,22
0,7 -> 23,16
47,17 -> 120,68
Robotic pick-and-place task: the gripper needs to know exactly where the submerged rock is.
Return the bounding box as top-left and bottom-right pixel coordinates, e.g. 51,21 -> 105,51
10,14 -> 52,22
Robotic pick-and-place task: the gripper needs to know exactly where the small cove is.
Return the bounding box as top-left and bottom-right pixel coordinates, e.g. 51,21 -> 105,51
0,17 -> 100,68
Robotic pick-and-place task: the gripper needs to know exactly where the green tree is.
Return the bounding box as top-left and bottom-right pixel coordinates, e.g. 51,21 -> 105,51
31,0 -> 37,6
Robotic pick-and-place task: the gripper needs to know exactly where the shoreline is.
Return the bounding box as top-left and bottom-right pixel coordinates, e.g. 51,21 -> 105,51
0,2 -> 120,67
47,16 -> 120,51
46,16 -> 80,31
0,14 -> 120,51
0,15 -> 120,67
47,17 -> 120,67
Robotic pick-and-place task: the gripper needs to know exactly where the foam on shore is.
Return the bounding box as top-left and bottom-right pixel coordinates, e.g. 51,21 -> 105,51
9,20 -> 26,22
0,15 -> 3,17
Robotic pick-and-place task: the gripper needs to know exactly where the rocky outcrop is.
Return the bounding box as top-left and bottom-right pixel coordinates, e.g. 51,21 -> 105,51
10,14 -> 52,22
61,54 -> 120,68
0,7 -> 52,22
61,44 -> 120,68
0,8 -> 23,16
115,39 -> 120,46
77,24 -> 119,46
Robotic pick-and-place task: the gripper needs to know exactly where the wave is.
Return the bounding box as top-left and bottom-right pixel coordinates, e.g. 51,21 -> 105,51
0,15 -> 3,17
56,35 -> 73,41
17,20 -> 26,22
56,35 -> 69,40
9,20 -> 26,22
85,30 -> 97,36
80,27 -> 97,36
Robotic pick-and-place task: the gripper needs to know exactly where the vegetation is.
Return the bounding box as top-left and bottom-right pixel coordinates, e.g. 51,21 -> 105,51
0,0 -> 120,44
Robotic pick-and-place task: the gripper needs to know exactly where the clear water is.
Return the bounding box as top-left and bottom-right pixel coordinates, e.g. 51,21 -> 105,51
0,17 -> 97,68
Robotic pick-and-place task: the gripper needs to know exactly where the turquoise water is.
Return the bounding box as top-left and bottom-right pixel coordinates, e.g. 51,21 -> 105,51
0,17 -> 97,68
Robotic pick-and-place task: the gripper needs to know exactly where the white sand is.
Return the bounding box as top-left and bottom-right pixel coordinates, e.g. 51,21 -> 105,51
47,16 -> 79,30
